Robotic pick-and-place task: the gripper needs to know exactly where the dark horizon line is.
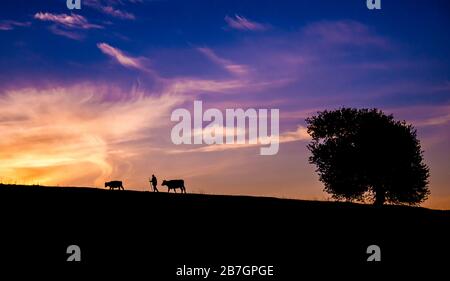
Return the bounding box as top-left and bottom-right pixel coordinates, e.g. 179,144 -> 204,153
1,183 -> 448,211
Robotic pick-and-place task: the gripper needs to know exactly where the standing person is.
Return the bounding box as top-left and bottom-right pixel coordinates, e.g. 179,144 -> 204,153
150,174 -> 158,192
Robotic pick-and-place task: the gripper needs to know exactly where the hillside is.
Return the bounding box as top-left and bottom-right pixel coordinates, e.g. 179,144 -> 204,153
0,184 -> 449,276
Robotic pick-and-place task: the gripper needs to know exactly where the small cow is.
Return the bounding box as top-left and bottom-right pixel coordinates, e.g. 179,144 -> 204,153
162,179 -> 186,193
105,181 -> 124,190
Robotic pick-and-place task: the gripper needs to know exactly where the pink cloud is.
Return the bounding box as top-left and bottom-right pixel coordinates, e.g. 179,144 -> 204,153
97,42 -> 150,72
165,78 -> 248,95
48,25 -> 84,40
96,44 -> 276,96
224,14 -> 268,31
34,12 -> 103,29
0,83 -> 184,186
101,6 -> 135,20
387,104 -> 450,128
168,125 -> 309,154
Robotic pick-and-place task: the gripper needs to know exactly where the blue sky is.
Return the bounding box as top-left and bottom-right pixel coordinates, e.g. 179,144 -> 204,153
1,0 -> 449,86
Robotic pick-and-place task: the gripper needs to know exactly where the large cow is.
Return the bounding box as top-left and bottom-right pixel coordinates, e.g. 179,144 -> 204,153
105,181 -> 124,190
162,179 -> 186,193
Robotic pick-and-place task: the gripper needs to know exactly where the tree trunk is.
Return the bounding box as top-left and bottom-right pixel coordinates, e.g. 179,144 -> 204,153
374,186 -> 385,206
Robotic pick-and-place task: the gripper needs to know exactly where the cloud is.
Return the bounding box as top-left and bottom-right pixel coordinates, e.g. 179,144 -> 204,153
96,44 -> 264,95
278,125 -> 311,142
224,14 -> 268,31
0,20 -> 31,31
97,42 -> 150,72
390,104 -> 450,128
197,47 -> 250,76
84,0 -> 136,20
102,6 -> 135,20
419,114 -> 450,127
34,12 -> 103,29
0,84 -> 184,186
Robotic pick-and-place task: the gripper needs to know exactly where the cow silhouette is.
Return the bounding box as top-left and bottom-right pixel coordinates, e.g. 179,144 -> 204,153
105,181 -> 124,190
162,180 -> 186,193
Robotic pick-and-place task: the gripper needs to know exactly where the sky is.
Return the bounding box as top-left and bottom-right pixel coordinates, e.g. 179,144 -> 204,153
0,0 -> 449,209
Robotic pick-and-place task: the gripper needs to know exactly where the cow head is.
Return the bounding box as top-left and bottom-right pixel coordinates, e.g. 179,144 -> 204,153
161,180 -> 167,186
104,182 -> 109,187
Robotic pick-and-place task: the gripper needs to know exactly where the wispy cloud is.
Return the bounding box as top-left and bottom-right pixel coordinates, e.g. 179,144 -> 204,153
224,14 -> 269,31
34,12 -> 103,29
102,6 -> 135,20
303,20 -> 389,48
165,78 -> 248,95
48,25 -> 84,40
169,125 -> 309,154
96,43 -> 259,94
0,84 -> 183,186
84,0 -> 136,20
197,47 -> 250,76
390,104 -> 450,128
97,42 -> 151,72
0,20 -> 31,31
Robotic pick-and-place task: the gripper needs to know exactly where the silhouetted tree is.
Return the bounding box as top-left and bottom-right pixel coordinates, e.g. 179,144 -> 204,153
306,108 -> 430,206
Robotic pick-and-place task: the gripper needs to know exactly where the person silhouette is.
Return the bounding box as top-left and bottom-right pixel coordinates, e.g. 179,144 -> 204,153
150,174 -> 158,192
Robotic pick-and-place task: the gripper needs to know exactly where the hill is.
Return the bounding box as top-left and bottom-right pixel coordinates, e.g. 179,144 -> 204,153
0,184 -> 449,276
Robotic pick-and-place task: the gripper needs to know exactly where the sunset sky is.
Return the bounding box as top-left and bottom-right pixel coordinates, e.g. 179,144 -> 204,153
0,0 -> 449,209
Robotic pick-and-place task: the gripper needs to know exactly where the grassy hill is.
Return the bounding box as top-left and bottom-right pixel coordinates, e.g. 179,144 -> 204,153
0,184 -> 449,275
